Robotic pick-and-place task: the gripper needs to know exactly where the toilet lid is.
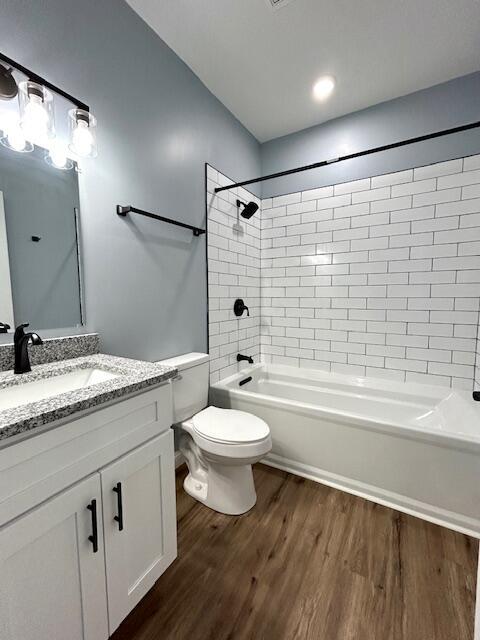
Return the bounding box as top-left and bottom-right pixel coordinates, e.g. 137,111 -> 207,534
192,406 -> 270,444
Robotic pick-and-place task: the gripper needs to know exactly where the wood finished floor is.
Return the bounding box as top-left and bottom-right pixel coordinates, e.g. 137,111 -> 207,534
112,464 -> 478,640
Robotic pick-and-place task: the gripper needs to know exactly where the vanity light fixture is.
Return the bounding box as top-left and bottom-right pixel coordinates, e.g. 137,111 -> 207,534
0,112 -> 33,153
0,51 -> 98,168
18,81 -> 55,144
45,141 -> 74,171
312,75 -> 336,102
68,108 -> 97,158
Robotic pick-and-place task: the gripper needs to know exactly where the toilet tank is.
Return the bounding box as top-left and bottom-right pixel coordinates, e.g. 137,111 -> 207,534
158,352 -> 210,423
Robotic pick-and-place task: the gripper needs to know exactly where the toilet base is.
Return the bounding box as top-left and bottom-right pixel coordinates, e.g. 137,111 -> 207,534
183,462 -> 257,515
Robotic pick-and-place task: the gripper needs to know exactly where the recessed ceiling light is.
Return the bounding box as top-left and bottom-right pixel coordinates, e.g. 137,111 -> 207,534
313,75 -> 336,102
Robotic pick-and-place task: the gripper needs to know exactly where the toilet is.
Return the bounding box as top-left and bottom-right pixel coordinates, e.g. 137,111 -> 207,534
159,353 -> 272,515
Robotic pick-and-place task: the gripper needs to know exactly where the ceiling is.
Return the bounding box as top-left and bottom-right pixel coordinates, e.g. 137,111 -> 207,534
126,0 -> 480,143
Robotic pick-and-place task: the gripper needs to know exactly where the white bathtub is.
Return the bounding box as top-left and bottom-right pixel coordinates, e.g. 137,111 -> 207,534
210,363 -> 480,537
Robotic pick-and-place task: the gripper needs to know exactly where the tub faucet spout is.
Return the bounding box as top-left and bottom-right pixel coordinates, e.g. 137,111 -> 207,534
237,353 -> 253,364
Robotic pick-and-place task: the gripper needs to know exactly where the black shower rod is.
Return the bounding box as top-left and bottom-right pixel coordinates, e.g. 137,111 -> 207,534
214,119 -> 480,193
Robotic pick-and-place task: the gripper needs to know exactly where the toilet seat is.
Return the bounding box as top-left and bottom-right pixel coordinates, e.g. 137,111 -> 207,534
192,406 -> 270,444
181,406 -> 272,462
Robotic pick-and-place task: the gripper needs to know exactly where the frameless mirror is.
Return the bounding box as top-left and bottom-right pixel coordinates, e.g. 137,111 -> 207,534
0,143 -> 83,332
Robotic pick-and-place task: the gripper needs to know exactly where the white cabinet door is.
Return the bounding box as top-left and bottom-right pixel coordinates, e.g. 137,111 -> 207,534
101,430 -> 177,633
0,474 -> 108,640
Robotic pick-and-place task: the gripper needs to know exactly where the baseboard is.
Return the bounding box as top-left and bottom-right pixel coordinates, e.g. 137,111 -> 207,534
263,453 -> 480,539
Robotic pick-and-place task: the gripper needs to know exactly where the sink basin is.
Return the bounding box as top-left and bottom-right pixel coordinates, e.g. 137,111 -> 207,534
0,368 -> 119,411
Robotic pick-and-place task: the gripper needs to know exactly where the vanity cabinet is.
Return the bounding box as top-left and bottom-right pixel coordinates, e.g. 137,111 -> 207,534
0,383 -> 177,640
101,431 -> 177,632
0,474 -> 108,640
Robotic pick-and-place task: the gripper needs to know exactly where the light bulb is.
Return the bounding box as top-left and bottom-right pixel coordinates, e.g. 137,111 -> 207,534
0,117 -> 33,153
312,75 -> 336,102
68,109 -> 97,159
22,95 -> 49,138
45,141 -> 73,170
7,125 -> 27,151
0,109 -> 15,133
18,81 -> 55,144
71,119 -> 94,157
50,145 -> 66,168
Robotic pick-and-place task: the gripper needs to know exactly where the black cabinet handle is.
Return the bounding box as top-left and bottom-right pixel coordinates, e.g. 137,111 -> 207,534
87,499 -> 99,553
113,482 -> 124,531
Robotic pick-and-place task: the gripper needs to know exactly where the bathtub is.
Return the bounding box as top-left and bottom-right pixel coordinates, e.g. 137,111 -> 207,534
210,363 -> 480,537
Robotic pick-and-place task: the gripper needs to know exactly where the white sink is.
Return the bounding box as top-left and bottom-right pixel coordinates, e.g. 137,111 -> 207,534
0,368 -> 119,411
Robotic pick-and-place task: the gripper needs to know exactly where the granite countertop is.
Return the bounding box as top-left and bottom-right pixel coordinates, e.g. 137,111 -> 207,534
0,354 -> 177,442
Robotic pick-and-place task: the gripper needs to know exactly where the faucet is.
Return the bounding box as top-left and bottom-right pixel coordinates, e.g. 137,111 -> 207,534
237,353 -> 253,364
14,323 -> 43,374
0,322 -> 10,333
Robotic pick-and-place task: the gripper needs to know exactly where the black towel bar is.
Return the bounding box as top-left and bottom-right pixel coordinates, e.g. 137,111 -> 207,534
117,205 -> 205,236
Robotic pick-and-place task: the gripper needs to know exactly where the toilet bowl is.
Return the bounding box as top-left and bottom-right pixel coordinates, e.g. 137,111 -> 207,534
180,406 -> 271,514
159,353 -> 272,515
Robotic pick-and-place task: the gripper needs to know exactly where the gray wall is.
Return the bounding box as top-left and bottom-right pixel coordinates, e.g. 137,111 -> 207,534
0,145 -> 81,330
0,0 -> 260,360
261,72 -> 480,198
3,0 -> 480,362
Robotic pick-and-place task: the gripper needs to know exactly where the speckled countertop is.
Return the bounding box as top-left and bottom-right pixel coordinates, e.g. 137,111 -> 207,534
0,354 -> 177,442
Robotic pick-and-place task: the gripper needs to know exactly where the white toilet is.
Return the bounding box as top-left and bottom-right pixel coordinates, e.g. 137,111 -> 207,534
160,353 -> 272,515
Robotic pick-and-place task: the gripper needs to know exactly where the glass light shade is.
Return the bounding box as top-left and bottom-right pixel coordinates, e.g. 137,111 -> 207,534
68,108 -> 97,158
45,141 -> 74,170
0,112 -> 33,153
18,81 -> 55,144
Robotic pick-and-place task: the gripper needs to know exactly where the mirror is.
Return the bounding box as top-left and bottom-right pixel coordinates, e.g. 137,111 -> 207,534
0,143 -> 83,332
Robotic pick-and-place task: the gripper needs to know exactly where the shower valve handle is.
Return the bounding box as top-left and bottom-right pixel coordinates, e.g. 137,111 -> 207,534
234,299 -> 249,317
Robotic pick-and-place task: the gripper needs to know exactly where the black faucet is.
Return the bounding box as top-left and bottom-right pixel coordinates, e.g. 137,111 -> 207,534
237,353 -> 253,364
14,323 -> 43,374
0,322 -> 10,333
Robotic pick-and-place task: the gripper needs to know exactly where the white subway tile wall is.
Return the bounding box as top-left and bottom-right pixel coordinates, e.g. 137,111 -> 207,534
207,166 -> 261,383
261,156 -> 480,390
208,157 -> 480,390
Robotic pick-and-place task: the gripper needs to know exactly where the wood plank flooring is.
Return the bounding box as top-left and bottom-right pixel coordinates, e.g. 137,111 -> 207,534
112,464 -> 478,640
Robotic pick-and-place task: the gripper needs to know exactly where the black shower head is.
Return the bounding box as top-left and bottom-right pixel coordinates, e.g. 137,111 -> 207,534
237,199 -> 259,219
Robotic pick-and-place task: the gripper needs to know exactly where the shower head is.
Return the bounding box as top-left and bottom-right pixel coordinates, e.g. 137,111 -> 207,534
237,199 -> 259,219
